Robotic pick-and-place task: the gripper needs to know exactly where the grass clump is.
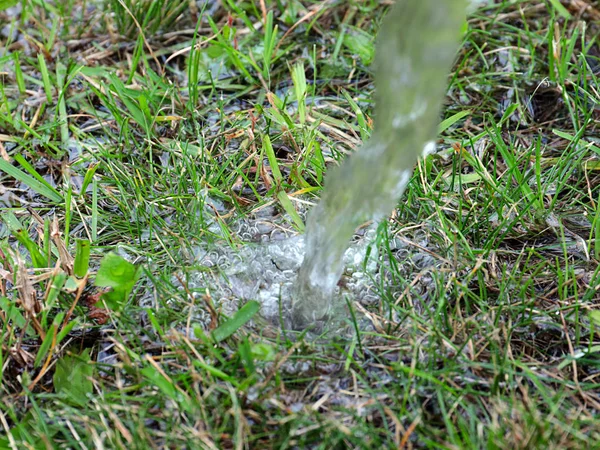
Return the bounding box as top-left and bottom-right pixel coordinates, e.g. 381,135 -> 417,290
1,0 -> 600,448
108,0 -> 190,37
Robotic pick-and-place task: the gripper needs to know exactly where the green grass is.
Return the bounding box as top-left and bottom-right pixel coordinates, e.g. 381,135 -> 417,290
1,0 -> 600,448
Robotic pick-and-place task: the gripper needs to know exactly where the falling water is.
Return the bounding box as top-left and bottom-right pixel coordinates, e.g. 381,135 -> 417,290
291,0 -> 467,328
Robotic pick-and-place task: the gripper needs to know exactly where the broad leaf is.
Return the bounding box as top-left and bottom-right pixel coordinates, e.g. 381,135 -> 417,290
53,348 -> 94,406
94,253 -> 141,311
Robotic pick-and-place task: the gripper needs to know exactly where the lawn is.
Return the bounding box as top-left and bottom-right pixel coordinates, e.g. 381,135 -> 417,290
1,0 -> 600,448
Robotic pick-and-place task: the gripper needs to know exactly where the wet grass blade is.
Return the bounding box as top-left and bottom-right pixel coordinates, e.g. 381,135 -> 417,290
212,300 -> 260,342
262,11 -> 278,84
91,178 -> 98,243
37,53 -> 53,103
13,51 -> 25,95
263,134 -> 282,182
1,212 -> 47,268
55,61 -> 69,146
0,158 -> 62,202
276,190 -> 305,231
42,272 -> 67,328
439,110 -> 471,133
548,0 -> 571,18
263,134 -> 305,230
73,239 -> 90,278
342,90 -> 369,141
34,312 -> 65,368
291,62 -> 307,125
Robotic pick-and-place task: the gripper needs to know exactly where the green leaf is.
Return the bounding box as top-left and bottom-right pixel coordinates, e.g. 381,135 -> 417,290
262,10 -> 278,81
251,342 -> 276,362
0,296 -> 34,335
291,62 -> 307,124
0,0 -> 18,11
343,26 -> 375,65
1,212 -> 47,268
547,0 -> 571,18
342,90 -> 369,141
79,163 -> 99,196
590,311 -> 600,337
94,253 -> 141,311
53,348 -> 94,406
444,172 -> 482,185
44,272 -> 67,318
38,53 -> 53,103
141,366 -> 179,400
65,276 -> 80,292
0,158 -> 62,202
263,134 -> 282,183
263,129 -> 303,228
144,308 -> 164,337
108,75 -> 150,133
553,129 -> 600,156
238,337 -> 255,375
192,359 -> 237,385
0,411 -> 53,447
56,317 -> 79,346
212,300 -> 260,342
34,324 -> 56,368
13,51 -> 25,94
439,110 -> 471,133
277,190 -> 305,231
35,313 -> 64,368
74,239 -> 91,278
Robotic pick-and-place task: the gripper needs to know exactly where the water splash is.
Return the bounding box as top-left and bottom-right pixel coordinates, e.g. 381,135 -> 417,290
291,0 -> 467,328
183,213 -> 439,335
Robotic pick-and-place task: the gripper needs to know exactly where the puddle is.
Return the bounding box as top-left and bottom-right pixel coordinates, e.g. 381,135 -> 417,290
177,197 -> 438,333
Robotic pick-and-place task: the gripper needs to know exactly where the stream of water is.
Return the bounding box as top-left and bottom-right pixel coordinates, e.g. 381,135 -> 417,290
291,0 -> 467,328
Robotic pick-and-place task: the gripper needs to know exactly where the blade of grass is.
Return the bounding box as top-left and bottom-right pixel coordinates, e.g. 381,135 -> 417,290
212,300 -> 260,342
37,54 -> 53,103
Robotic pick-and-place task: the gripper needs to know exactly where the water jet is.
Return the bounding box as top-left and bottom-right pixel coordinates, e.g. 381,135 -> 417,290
291,0 -> 468,329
